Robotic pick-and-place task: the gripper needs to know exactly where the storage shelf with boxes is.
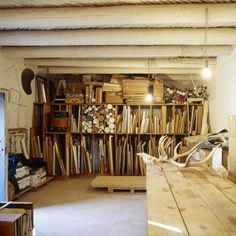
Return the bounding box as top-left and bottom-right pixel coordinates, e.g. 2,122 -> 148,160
32,74 -> 208,177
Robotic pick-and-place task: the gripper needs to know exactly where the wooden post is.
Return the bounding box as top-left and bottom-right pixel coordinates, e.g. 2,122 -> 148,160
228,115 -> 236,182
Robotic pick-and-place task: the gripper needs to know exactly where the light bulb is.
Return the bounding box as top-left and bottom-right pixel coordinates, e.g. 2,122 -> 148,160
201,66 -> 212,79
145,93 -> 153,102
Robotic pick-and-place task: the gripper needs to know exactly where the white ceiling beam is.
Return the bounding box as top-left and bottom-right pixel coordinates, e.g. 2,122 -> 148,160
25,58 -> 216,68
1,46 -> 232,58
0,28 -> 236,46
0,4 -> 236,30
0,0 -> 232,8
37,66 -> 204,75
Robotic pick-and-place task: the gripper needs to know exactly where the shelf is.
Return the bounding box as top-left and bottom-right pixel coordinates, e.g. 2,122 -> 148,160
33,102 -> 47,105
12,187 -> 32,200
31,176 -> 54,191
45,131 -> 188,136
40,102 -> 189,106
45,131 -> 68,134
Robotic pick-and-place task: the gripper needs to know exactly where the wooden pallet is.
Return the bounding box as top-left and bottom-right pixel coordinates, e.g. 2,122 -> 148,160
91,176 -> 146,193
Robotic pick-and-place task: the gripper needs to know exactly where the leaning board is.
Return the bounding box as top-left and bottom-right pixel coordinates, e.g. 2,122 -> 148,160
147,163 -> 236,236
91,176 -> 146,193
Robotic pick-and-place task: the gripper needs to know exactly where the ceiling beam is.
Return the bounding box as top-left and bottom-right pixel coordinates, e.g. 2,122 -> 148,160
0,28 -> 236,46
0,0 -> 233,8
25,58 -> 216,68
0,4 -> 236,30
37,66 -> 204,75
2,46 -> 232,58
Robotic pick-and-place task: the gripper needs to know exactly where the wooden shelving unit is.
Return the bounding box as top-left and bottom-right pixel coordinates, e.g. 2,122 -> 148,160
12,187 -> 32,200
31,176 -> 54,191
0,202 -> 34,236
32,76 -> 205,178
33,102 -> 203,177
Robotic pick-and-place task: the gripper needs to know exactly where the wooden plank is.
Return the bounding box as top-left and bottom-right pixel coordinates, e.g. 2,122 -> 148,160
198,167 -> 236,204
163,164 -> 230,236
181,167 -> 236,235
146,165 -> 189,236
91,176 -> 146,190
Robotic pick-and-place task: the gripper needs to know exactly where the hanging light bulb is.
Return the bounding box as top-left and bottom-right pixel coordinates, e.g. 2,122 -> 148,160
201,60 -> 212,79
201,8 -> 212,79
145,93 -> 153,102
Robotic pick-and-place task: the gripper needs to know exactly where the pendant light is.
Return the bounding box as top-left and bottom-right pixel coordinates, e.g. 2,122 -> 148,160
201,7 -> 212,79
145,59 -> 153,102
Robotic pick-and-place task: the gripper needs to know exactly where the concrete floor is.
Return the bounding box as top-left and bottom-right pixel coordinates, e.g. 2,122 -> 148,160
19,176 -> 147,236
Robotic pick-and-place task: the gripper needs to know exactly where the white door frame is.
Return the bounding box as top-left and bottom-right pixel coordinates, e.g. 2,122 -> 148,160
0,89 -> 8,201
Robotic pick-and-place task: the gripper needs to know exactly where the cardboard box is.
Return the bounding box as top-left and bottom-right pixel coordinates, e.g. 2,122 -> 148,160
30,174 -> 41,187
15,166 -> 29,179
18,176 -> 30,190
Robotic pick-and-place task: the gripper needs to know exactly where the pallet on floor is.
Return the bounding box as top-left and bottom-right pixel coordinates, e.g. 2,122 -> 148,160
91,176 -> 146,193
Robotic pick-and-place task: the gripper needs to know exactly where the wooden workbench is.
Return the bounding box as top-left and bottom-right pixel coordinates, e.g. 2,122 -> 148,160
146,164 -> 236,236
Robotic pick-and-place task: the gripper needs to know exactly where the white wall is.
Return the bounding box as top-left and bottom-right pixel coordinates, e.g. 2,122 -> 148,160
208,47 -> 236,132
0,52 -> 35,151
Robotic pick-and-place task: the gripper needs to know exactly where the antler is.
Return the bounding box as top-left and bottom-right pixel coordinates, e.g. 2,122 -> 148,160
137,135 -> 222,169
188,144 -> 221,166
173,140 -> 204,161
170,143 -> 221,168
137,152 -> 161,165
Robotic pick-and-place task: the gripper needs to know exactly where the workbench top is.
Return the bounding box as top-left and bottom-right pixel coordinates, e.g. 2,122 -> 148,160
146,164 -> 236,236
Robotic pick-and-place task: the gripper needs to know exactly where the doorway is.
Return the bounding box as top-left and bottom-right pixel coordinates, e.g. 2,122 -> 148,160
0,92 -> 6,201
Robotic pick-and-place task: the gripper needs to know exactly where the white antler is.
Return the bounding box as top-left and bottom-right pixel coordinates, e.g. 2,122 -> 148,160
137,152 -> 161,165
173,140 -> 204,161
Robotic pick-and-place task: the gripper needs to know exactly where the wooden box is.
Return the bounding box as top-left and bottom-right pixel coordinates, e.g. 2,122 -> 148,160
152,80 -> 164,103
105,92 -> 123,103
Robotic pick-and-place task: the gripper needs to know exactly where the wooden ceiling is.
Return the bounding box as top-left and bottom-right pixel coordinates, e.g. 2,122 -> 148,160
0,1 -> 235,75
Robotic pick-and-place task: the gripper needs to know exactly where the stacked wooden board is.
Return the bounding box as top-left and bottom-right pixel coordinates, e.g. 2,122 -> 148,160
147,163 -> 236,236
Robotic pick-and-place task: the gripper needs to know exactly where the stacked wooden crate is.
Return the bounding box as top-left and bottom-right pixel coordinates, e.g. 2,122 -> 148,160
152,78 -> 164,103
122,79 -> 149,103
103,76 -> 123,103
65,82 -> 84,104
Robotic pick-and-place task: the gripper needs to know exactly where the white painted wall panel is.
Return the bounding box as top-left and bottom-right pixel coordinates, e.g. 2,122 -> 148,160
208,48 -> 236,132
0,54 -> 34,150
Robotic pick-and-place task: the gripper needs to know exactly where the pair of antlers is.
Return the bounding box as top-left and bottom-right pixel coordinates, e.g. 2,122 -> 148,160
138,135 -> 221,168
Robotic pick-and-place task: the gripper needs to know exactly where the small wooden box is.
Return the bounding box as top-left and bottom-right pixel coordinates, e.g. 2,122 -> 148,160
105,92 -> 123,103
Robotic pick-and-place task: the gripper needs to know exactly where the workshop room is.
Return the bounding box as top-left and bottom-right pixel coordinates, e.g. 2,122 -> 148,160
0,1 -> 236,236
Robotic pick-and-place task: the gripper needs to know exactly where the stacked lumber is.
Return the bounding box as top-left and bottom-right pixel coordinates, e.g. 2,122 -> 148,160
43,136 -> 66,176
116,106 -> 139,133
140,109 -> 151,134
81,104 -> 115,133
84,81 -> 103,103
189,105 -> 203,135
174,108 -> 187,134
31,136 -> 43,158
